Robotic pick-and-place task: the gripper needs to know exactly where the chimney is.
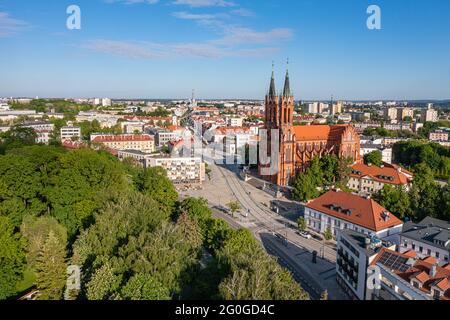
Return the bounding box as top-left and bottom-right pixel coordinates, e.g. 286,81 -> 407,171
430,264 -> 437,278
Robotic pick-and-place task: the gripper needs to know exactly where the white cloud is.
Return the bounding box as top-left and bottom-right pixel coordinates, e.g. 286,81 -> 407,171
212,27 -> 293,45
104,0 -> 159,5
84,40 -> 166,59
230,8 -> 255,17
172,11 -> 219,21
172,0 -> 235,8
84,39 -> 279,59
0,12 -> 28,37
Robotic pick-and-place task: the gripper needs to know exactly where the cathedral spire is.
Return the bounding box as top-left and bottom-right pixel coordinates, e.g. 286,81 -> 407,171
283,58 -> 292,97
268,61 -> 276,97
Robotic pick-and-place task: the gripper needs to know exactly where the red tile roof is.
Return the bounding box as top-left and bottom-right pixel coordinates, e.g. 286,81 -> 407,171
350,163 -> 413,185
421,256 -> 438,265
293,124 -> 353,141
436,278 -> 450,292
403,250 -> 417,258
371,248 -> 450,300
214,127 -> 251,135
92,134 -> 154,143
413,271 -> 430,283
306,190 -> 403,232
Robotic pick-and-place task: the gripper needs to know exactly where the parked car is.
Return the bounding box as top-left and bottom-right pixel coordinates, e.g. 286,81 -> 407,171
297,231 -> 312,240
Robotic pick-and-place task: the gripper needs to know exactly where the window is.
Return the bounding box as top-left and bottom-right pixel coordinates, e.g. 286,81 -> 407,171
436,252 -> 440,258
412,244 -> 416,250
419,246 -> 423,253
433,289 -> 441,300
427,249 -> 431,256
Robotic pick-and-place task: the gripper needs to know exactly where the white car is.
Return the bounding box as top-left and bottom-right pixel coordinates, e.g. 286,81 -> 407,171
297,231 -> 312,240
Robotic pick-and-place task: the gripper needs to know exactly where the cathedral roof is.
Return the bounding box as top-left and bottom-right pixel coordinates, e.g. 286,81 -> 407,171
293,124 -> 350,141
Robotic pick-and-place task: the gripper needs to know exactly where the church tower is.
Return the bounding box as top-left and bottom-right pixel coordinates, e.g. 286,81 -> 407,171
260,62 -> 296,187
278,64 -> 296,186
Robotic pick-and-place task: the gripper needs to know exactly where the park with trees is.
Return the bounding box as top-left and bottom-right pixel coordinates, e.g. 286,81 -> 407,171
0,133 -> 307,300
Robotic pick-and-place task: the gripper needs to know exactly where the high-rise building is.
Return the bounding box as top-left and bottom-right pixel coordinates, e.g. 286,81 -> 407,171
102,98 -> 112,107
421,104 -> 438,123
384,107 -> 398,121
397,107 -> 414,121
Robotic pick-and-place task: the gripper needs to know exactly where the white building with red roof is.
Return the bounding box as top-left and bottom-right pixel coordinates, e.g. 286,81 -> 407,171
305,190 -> 403,240
348,162 -> 414,195
91,134 -> 155,153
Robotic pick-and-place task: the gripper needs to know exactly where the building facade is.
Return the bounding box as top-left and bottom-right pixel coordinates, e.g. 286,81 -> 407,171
91,134 -> 155,153
259,68 -> 361,186
399,217 -> 450,266
304,190 -> 403,240
60,126 -> 81,142
348,163 -> 413,195
145,156 -> 206,185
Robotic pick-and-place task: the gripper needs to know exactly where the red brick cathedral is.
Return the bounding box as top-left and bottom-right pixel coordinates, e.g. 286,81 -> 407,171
259,67 -> 361,186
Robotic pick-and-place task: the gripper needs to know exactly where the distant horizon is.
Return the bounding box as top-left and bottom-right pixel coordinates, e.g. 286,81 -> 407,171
3,96 -> 450,104
1,0 -> 450,100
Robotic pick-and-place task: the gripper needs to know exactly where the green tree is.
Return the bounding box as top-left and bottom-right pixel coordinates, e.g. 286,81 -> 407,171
35,231 -> 67,300
121,274 -> 171,300
0,126 -> 37,153
179,197 -> 212,230
86,262 -> 122,300
21,216 -> 67,270
319,155 -> 340,186
324,227 -> 333,241
226,201 -> 241,217
292,173 -> 320,202
378,185 -> 411,220
297,217 -> 307,231
0,216 -> 27,300
364,150 -> 383,166
136,167 -> 178,216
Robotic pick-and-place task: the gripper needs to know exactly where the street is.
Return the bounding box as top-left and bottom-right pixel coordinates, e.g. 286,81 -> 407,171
180,158 -> 347,300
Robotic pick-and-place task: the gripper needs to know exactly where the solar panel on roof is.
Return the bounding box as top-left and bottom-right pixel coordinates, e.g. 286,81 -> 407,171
378,251 -> 410,272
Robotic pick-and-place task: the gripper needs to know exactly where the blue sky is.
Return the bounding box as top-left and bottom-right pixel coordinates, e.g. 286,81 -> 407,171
0,0 -> 449,100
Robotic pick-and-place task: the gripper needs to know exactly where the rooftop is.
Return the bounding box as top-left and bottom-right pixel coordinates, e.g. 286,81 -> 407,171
401,217 -> 450,251
293,124 -> 356,141
371,248 -> 450,300
92,134 -> 154,143
350,163 -> 413,185
306,190 -> 403,232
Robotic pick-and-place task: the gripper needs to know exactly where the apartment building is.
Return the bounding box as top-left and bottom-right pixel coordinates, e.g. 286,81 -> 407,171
337,229 -> 450,301
429,130 -> 449,142
348,163 -> 413,195
60,126 -> 81,142
336,229 -> 396,300
360,144 -> 393,164
228,117 -> 244,127
145,156 -> 206,185
21,121 -> 55,145
399,217 -> 450,266
421,105 -> 439,123
91,134 -> 155,153
117,150 -> 153,166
